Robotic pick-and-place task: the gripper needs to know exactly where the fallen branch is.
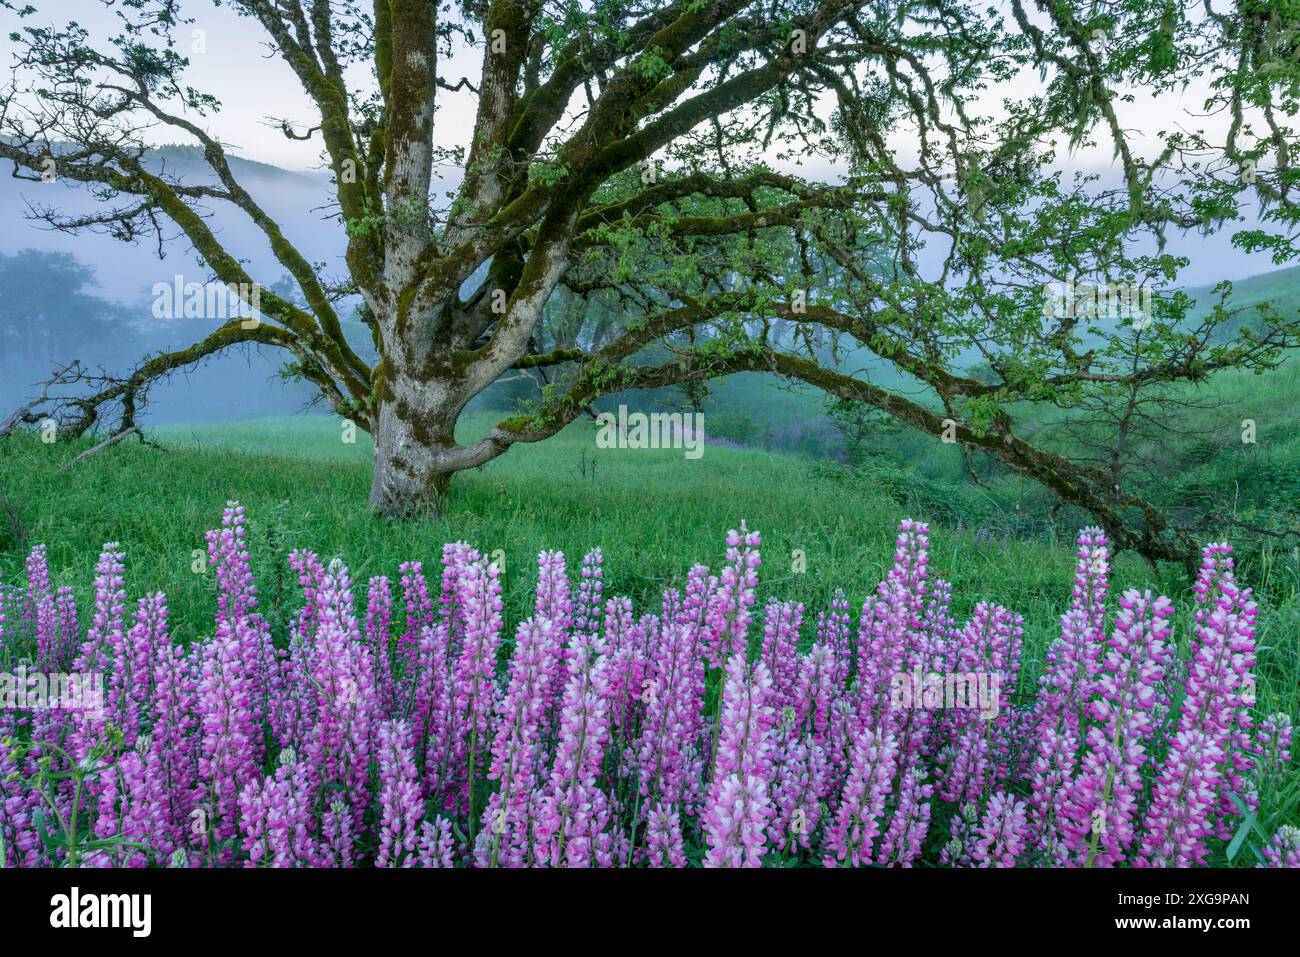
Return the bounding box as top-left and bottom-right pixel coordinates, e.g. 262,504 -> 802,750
63,426 -> 140,470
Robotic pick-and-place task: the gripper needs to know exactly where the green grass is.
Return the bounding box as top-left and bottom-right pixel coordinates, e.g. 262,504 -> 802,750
3,412 -> 1133,638
1,412 -> 1297,848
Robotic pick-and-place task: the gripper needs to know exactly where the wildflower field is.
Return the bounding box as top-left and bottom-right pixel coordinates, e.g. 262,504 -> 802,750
1,449 -> 1295,866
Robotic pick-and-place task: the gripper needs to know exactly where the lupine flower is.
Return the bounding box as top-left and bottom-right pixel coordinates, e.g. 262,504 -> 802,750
879,767 -> 933,867
703,523 -> 760,669
815,591 -> 853,686
534,631 -> 613,867
645,802 -> 687,867
416,819 -> 456,868
1063,590 -> 1174,866
196,617 -> 261,858
636,622 -> 705,810
574,548 -> 604,640
376,720 -> 423,867
1259,826 -> 1300,868
366,577 -> 396,718
479,617 -> 562,867
710,653 -> 776,783
823,727 -> 899,866
760,600 -> 803,714
450,555 -> 503,818
703,774 -> 772,867
1139,544 -> 1257,867
970,791 -> 1028,867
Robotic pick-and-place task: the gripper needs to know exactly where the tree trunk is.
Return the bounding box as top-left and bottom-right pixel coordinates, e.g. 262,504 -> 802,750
368,377 -> 459,517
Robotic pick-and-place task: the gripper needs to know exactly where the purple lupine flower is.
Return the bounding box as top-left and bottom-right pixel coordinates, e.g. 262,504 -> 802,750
769,721 -> 825,852
534,550 -> 574,733
970,790 -> 1028,867
1038,528 -> 1110,739
108,592 -> 169,748
1063,590 -> 1174,866
206,502 -> 258,627
321,797 -> 356,867
604,598 -> 651,775
855,522 -> 931,726
710,652 -> 776,783
415,621 -> 454,799
416,818 -> 456,868
451,554 -> 503,820
823,727 -> 899,866
939,602 -> 1021,804
24,544 -> 51,616
89,742 -> 154,867
1136,728 -> 1224,867
879,767 -> 933,867
760,600 -> 803,714
815,591 -> 853,686
636,621 -> 706,812
1,711 -> 46,866
1139,545 -> 1257,866
645,801 -> 687,867
302,560 -> 377,830
366,576 -> 396,719
288,548 -> 327,641
533,631 -> 613,867
574,548 -> 605,640
703,773 -> 772,867
73,543 -> 127,678
534,550 -> 572,633
703,523 -> 760,669
940,802 -> 981,867
794,643 -> 839,747
34,592 -> 58,672
67,544 -> 127,795
145,642 -> 200,853
480,617 -> 562,867
398,560 -> 436,673
237,749 -> 319,867
1259,826 -> 1300,868
1028,529 -> 1110,855
677,562 -> 714,648
195,616 -> 261,859
376,720 -> 423,867
1028,725 -> 1078,864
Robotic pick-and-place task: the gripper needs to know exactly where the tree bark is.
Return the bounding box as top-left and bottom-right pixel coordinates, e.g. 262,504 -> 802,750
368,376 -> 459,517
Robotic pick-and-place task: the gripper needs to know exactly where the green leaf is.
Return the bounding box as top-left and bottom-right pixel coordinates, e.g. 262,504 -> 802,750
1226,813 -> 1254,862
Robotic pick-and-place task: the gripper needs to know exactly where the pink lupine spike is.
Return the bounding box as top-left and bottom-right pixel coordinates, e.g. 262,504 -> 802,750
1062,590 -> 1174,866
703,523 -> 760,669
